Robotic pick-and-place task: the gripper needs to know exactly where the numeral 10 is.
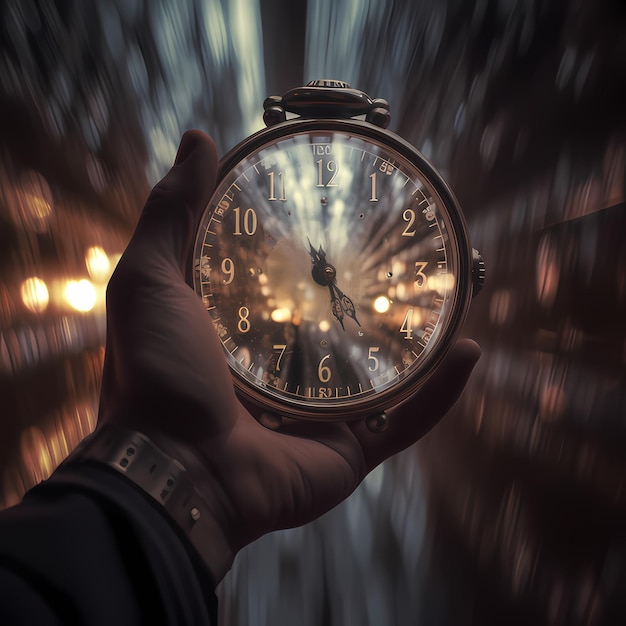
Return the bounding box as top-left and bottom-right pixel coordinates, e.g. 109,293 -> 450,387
233,207 -> 257,236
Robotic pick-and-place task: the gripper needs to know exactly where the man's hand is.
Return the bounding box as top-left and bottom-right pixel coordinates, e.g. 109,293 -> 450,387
97,131 -> 480,583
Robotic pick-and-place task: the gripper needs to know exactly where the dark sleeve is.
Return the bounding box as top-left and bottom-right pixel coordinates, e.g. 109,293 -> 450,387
0,463 -> 218,626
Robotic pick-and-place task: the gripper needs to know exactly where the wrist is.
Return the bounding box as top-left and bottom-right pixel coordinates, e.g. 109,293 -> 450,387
67,425 -> 234,584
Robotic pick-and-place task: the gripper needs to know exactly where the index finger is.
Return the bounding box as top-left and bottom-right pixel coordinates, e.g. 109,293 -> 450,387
123,130 -> 218,277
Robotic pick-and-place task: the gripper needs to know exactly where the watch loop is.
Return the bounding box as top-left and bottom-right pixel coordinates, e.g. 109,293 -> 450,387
66,425 -> 222,572
263,80 -> 391,128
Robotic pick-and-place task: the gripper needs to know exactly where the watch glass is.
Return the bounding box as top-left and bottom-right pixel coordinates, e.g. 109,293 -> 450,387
192,122 -> 471,420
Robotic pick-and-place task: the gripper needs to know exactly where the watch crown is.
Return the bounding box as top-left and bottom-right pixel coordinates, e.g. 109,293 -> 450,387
472,248 -> 486,296
306,79 -> 351,89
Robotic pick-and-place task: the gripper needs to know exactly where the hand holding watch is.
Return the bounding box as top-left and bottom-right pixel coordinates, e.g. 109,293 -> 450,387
71,83 -> 482,584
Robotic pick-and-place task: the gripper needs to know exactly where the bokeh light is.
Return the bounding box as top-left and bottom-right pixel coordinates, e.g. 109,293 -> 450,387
270,307 -> 292,324
373,295 -> 391,313
20,277 -> 49,313
64,279 -> 97,312
85,246 -> 112,282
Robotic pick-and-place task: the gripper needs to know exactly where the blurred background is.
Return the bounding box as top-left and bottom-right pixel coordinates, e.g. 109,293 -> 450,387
0,0 -> 624,624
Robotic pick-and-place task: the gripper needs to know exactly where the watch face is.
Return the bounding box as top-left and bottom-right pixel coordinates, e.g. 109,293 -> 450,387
192,119 -> 472,420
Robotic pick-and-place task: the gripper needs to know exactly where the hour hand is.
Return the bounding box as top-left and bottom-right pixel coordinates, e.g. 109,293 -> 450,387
308,239 -> 325,266
308,239 -> 335,288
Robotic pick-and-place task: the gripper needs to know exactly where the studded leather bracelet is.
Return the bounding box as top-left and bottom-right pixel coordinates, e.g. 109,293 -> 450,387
65,425 -> 227,577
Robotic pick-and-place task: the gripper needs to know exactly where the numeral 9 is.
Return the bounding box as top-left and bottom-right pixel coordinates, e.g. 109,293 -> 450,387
221,258 -> 234,284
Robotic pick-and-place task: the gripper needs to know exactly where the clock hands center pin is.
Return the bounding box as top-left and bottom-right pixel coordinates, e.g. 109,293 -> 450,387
307,239 -> 361,331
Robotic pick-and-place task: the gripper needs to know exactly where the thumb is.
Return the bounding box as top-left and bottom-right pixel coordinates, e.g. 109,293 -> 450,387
124,130 -> 218,276
349,339 -> 481,472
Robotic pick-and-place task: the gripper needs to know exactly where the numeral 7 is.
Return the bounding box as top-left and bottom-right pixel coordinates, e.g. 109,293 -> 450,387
273,344 -> 287,371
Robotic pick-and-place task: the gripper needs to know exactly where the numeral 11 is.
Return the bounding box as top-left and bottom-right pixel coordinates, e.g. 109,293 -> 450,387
268,171 -> 286,201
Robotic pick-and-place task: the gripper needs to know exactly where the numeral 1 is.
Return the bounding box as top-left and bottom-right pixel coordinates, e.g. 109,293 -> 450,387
369,173 -> 378,202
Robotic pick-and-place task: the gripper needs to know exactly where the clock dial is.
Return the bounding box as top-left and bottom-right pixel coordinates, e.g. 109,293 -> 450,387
193,122 -> 471,420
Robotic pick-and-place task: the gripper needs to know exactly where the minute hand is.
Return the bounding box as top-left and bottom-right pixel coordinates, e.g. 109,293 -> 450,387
328,282 -> 360,330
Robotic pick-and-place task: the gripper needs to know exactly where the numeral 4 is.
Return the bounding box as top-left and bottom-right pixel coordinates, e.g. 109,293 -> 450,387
400,309 -> 414,340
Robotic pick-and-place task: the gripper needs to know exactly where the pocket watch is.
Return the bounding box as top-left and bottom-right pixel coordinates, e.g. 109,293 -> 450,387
191,80 -> 485,430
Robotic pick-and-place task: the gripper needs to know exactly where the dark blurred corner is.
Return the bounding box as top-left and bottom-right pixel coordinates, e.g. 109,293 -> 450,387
1,1 -> 625,625
406,1 -> 626,623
